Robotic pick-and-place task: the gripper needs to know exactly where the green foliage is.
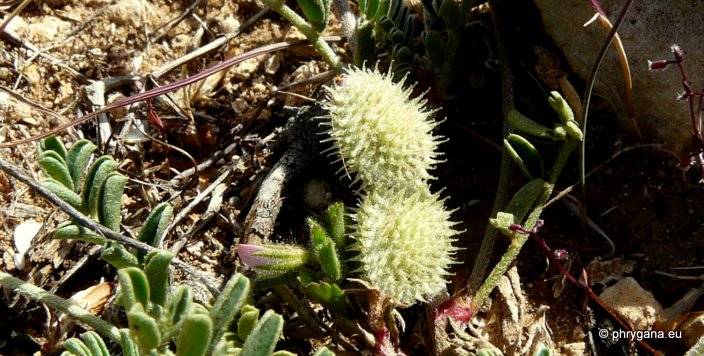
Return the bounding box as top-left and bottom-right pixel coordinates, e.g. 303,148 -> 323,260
100,243 -> 139,269
37,136 -> 175,272
143,251 -> 174,307
98,172 -> 129,232
176,313 -> 213,356
297,0 -> 332,31
38,137 -> 125,243
210,273 -> 251,349
308,217 -> 342,281
61,331 -> 110,356
137,202 -> 173,249
505,134 -> 544,179
305,282 -> 349,315
240,310 -> 284,356
54,221 -> 106,245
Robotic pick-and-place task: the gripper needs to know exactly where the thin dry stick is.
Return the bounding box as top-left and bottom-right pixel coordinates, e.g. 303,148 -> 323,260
0,36 -> 343,148
0,157 -> 221,296
238,106 -> 320,247
0,85 -> 69,123
151,7 -> 269,79
0,0 -> 31,33
1,28 -> 86,82
580,0 -> 634,207
148,0 -> 205,44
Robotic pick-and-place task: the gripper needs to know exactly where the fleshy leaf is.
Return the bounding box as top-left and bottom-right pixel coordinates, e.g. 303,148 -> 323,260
100,243 -> 138,269
117,267 -> 150,310
176,314 -> 213,356
53,221 -> 106,245
39,152 -> 73,190
127,305 -> 161,351
42,178 -> 83,211
324,202 -> 346,247
39,136 -> 67,159
98,172 -> 128,231
138,202 -> 173,248
240,310 -> 284,356
209,273 -> 250,351
237,305 -> 260,342
82,156 -> 119,218
80,331 -> 109,356
65,139 -> 97,191
297,0 -> 331,31
505,134 -> 544,179
167,285 -> 192,325
144,251 -> 173,307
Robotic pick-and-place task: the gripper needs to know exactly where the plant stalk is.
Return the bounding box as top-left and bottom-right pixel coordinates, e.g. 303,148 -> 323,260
262,1 -> 343,72
0,271 -> 121,342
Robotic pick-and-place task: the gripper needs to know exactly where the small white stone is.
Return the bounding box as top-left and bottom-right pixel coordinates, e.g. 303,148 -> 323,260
599,277 -> 663,330
13,220 -> 42,270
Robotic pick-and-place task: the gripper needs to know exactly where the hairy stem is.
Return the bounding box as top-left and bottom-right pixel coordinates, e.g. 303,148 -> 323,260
262,0 -> 343,72
0,271 -> 121,342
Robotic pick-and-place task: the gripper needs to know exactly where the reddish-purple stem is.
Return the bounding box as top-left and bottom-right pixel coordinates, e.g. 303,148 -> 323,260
509,222 -> 661,355
0,36 -> 343,148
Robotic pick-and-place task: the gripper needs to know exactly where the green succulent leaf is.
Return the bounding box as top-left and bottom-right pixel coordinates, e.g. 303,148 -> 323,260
438,0 -> 460,27
296,0 -> 331,31
118,267 -> 150,310
324,202 -> 346,246
240,310 -> 284,356
100,243 -> 138,269
65,139 -> 97,190
305,282 -> 348,315
144,250 -> 174,307
210,273 -> 250,350
82,156 -> 119,218
422,31 -> 447,72
127,305 -> 161,351
318,240 -> 342,280
39,136 -> 67,159
62,337 -> 91,356
53,221 -> 106,245
354,23 -> 375,68
119,329 -> 139,356
39,152 -> 74,190
167,285 -> 193,325
176,313 -> 213,356
308,219 -> 328,250
80,331 -> 110,356
98,172 -> 128,231
42,178 -> 83,211
507,109 -> 564,141
138,202 -> 173,248
505,134 -> 544,179
504,178 -> 546,224
237,305 -> 260,342
548,91 -> 582,140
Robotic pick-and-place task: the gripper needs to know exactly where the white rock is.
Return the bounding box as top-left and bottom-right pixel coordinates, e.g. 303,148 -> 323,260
599,277 -> 663,330
13,220 -> 42,270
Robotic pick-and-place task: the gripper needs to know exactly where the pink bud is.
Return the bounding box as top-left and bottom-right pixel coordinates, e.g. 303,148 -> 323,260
647,60 -> 669,70
236,244 -> 270,268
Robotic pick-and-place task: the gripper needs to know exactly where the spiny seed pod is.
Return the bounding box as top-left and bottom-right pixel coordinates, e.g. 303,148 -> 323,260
320,67 -> 444,191
349,187 -> 460,305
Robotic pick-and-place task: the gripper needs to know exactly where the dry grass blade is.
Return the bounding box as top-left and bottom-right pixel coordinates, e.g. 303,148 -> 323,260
0,36 -> 343,148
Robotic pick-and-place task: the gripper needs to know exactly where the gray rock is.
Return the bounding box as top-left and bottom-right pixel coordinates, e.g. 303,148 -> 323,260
534,0 -> 704,153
